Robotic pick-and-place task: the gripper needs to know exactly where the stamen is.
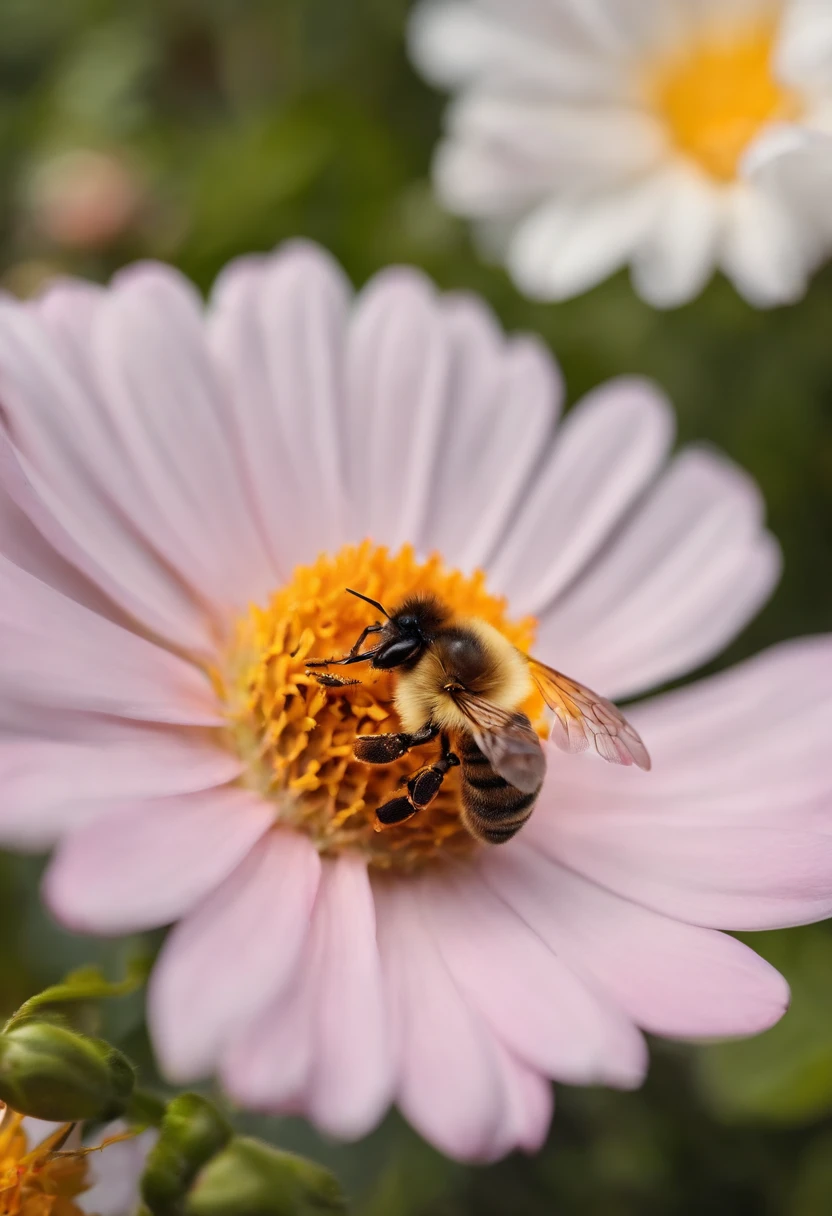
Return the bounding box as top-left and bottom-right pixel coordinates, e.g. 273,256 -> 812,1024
645,19 -> 802,181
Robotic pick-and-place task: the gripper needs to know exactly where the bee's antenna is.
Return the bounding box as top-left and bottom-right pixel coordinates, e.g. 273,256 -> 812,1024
345,588 -> 391,619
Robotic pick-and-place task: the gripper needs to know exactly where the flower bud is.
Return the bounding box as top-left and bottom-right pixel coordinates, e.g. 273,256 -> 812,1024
0,1019 -> 135,1122
141,1093 -> 232,1216
185,1136 -> 347,1216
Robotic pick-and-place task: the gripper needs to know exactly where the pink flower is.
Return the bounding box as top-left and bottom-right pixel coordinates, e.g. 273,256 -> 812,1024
0,242 -> 830,1162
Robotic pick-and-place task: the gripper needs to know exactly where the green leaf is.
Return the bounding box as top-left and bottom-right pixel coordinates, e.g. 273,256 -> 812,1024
3,958 -> 150,1033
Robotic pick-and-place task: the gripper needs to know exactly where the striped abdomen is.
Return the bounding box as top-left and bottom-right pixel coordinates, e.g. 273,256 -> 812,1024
457,733 -> 542,845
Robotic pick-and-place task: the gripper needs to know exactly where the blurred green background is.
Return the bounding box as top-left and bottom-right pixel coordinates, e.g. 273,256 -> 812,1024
1,1 -> 832,1212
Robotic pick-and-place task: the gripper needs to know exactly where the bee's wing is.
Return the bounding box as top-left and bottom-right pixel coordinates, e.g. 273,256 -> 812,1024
452,690 -> 546,794
527,658 -> 651,771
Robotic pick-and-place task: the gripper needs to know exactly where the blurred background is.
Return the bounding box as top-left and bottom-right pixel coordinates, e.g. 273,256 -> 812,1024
1,1 -> 832,1212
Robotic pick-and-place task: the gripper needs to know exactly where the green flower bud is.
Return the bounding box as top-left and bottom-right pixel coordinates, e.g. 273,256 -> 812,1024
0,1019 -> 135,1122
141,1093 -> 233,1216
185,1136 -> 347,1216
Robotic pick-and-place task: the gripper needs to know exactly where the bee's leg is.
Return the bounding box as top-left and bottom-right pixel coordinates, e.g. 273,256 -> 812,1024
354,720 -> 439,765
375,796 -> 418,828
306,623 -> 384,668
309,672 -> 361,689
376,734 -> 460,829
404,734 -> 460,809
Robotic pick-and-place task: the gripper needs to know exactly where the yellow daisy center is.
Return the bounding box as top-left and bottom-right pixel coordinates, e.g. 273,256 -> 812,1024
646,18 -> 802,181
0,1112 -> 91,1215
221,542 -> 544,871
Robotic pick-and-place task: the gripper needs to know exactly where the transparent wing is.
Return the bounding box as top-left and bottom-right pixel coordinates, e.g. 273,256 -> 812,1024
452,689 -> 546,794
528,658 -> 651,771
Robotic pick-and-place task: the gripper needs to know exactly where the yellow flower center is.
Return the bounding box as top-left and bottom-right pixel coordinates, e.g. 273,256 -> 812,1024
0,1112 -> 91,1215
221,542 -> 544,870
646,18 -> 802,180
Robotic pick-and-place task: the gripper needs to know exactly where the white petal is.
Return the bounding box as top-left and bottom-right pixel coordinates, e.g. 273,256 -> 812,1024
509,176 -> 667,301
631,163 -> 725,307
775,0 -> 832,88
719,181 -> 811,306
408,0 -> 618,96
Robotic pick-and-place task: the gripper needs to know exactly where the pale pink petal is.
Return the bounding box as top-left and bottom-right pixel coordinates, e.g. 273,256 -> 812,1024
420,864 -> 646,1086
0,723 -> 241,850
0,556 -> 220,724
345,267 -> 562,571
224,857 -> 393,1141
91,263 -> 275,612
43,788 -> 273,934
149,829 -> 319,1083
535,447 -> 780,698
526,755 -> 832,932
373,876 -> 507,1162
304,856 -> 394,1139
487,377 -> 673,614
416,295 -> 562,570
489,1048 -> 553,1158
208,243 -> 352,576
482,845 -> 790,1037
0,298 -> 212,651
0,466 -> 120,622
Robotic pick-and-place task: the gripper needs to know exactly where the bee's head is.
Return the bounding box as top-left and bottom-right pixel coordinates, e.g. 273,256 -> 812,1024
346,589 -> 441,670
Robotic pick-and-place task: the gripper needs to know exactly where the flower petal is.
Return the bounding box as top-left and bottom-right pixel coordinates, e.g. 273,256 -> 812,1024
374,876 -> 507,1162
0,723 -> 241,850
0,556 -> 221,724
407,0 -> 617,97
346,268 -> 562,570
522,637 -> 832,930
482,845 -> 790,1038
488,376 -> 673,614
508,177 -> 666,302
630,163 -> 724,308
149,829 -> 320,1083
0,301 -> 210,650
91,263 -> 275,612
420,864 -> 647,1086
304,856 -> 394,1139
535,447 -> 780,698
775,0 -> 832,89
208,242 -> 352,576
719,182 -> 810,307
437,92 -> 666,216
79,1123 -> 156,1216
224,857 -> 393,1141
44,787 -> 273,934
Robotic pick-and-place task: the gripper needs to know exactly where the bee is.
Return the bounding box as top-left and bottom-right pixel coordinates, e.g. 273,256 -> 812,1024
307,589 -> 650,845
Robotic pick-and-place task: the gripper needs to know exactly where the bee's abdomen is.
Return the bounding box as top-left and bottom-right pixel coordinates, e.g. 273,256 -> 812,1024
457,735 -> 539,845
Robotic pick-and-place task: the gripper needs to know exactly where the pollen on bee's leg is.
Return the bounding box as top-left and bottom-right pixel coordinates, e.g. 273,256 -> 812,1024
220,541 -> 544,871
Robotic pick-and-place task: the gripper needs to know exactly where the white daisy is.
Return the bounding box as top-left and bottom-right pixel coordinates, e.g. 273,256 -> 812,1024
408,0 -> 832,307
